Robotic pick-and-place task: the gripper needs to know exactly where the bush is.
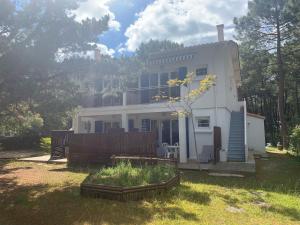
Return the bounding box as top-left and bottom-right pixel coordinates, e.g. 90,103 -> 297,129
0,135 -> 40,150
86,161 -> 176,187
290,125 -> 300,156
40,137 -> 51,153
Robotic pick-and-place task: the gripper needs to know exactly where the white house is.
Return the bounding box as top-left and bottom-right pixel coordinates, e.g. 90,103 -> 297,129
72,25 -> 266,164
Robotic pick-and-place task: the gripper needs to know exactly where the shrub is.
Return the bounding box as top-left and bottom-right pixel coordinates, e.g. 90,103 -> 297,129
290,125 -> 300,156
0,135 -> 40,150
40,137 -> 51,153
86,161 -> 176,187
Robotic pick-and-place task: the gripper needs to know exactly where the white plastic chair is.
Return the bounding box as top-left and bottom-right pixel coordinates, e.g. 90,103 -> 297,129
162,142 -> 170,158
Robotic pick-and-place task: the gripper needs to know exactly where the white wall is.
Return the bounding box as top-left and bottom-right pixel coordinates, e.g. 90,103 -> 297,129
187,108 -> 230,161
247,115 -> 265,152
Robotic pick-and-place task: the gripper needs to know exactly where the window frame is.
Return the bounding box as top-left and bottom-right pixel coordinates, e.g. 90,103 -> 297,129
196,116 -> 210,129
196,66 -> 208,77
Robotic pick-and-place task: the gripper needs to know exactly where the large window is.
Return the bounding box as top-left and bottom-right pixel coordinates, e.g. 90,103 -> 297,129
160,73 -> 169,86
196,116 -> 210,128
150,73 -> 158,87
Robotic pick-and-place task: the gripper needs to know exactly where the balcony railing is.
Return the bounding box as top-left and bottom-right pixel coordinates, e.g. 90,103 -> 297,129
80,86 -> 180,108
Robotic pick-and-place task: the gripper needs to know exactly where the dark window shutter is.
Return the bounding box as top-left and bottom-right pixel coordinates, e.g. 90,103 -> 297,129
178,67 -> 187,80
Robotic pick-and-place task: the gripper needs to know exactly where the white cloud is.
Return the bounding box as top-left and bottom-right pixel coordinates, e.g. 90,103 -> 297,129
55,43 -> 115,62
92,43 -> 115,56
70,0 -> 120,31
124,0 -> 248,51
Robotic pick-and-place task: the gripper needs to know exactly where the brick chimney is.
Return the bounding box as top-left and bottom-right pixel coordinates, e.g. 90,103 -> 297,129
216,24 -> 224,42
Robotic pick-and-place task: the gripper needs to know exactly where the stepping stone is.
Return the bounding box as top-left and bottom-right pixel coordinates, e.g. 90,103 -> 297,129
226,206 -> 244,213
208,172 -> 244,178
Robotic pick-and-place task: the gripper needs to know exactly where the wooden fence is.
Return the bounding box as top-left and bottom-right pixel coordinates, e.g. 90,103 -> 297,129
68,132 -> 157,164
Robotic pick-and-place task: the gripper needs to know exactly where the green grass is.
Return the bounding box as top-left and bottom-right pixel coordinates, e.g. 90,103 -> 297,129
85,161 -> 176,187
0,151 -> 299,225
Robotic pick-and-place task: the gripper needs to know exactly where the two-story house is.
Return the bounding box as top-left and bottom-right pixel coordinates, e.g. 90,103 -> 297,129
72,25 -> 266,164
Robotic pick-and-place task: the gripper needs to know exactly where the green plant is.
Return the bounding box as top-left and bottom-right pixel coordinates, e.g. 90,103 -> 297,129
39,137 -> 51,153
290,125 -> 300,156
85,161 -> 176,187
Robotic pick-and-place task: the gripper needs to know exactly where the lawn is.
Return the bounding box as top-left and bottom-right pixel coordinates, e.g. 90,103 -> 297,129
0,151 -> 299,225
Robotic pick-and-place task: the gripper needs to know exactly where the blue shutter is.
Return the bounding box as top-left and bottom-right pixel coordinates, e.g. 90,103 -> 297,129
178,67 -> 187,81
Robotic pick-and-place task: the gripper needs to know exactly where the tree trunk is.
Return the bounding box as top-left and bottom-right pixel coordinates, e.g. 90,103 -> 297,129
275,1 -> 288,148
190,108 -> 199,160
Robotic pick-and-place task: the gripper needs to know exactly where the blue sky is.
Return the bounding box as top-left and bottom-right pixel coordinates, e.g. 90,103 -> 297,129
71,0 -> 249,56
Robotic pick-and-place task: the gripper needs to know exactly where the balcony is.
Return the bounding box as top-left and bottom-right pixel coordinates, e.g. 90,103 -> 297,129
80,86 -> 180,108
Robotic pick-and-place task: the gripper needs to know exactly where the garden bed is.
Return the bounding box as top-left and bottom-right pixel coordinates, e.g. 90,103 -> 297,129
80,158 -> 180,201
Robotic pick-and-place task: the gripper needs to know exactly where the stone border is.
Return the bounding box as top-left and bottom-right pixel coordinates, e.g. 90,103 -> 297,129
80,174 -> 180,201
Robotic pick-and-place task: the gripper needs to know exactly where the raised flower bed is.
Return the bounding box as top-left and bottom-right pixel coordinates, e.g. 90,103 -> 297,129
80,157 -> 180,201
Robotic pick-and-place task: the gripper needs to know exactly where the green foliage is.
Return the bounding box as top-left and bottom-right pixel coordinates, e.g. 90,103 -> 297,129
86,161 -> 176,187
290,125 -> 300,156
136,39 -> 183,60
0,102 -> 43,136
39,137 -> 51,153
0,135 -> 40,150
0,0 -> 109,133
235,0 -> 300,145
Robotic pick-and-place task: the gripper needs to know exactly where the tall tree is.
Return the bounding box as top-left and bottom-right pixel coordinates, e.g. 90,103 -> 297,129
234,0 -> 299,148
0,0 -> 109,133
136,39 -> 183,60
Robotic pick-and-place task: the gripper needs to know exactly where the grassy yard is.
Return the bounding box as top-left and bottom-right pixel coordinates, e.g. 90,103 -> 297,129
0,151 -> 299,225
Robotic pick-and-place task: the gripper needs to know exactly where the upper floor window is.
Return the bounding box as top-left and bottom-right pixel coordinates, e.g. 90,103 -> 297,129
141,73 -> 158,88
196,116 -> 210,128
196,66 -> 208,77
160,73 -> 169,86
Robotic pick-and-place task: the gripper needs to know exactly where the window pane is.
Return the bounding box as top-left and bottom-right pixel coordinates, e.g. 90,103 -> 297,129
170,71 -> 179,79
141,119 -> 151,132
112,122 -> 120,128
95,79 -> 103,92
197,117 -> 210,127
127,78 -> 138,89
170,86 -> 180,98
150,73 -> 158,87
162,120 -> 171,144
141,74 -> 149,88
160,87 -> 169,99
128,119 -> 134,131
112,79 -> 119,88
196,67 -> 207,76
171,120 -> 179,145
160,73 -> 169,86
141,89 -> 150,103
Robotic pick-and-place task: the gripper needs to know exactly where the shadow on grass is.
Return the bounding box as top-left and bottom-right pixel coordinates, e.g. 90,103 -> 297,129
0,183 -> 203,225
264,205 -> 300,221
0,159 -> 205,225
181,153 -> 300,195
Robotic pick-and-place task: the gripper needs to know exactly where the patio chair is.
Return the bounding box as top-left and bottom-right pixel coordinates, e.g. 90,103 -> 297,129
162,142 -> 170,158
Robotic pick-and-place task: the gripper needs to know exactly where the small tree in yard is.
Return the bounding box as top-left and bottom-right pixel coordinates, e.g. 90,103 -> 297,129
290,125 -> 300,156
154,73 -> 216,158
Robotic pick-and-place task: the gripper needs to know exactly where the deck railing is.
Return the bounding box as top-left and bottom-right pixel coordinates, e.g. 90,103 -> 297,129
80,86 -> 180,107
68,131 -> 157,164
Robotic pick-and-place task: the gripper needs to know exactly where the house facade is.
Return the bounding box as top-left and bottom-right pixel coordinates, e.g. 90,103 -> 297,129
72,29 -> 266,164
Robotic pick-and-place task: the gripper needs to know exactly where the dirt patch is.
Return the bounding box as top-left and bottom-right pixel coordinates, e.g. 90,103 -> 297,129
0,162 -> 86,192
